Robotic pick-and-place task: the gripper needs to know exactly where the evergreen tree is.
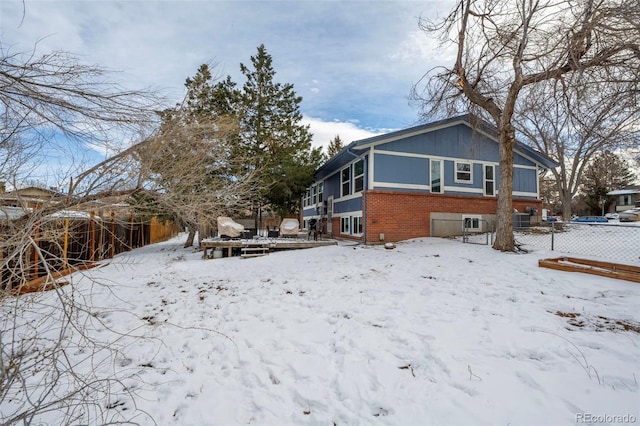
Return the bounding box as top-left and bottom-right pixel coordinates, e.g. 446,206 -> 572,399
327,135 -> 344,157
236,44 -> 323,217
581,151 -> 636,214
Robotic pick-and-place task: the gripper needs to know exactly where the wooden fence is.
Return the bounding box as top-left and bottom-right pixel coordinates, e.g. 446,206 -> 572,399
1,214 -> 181,292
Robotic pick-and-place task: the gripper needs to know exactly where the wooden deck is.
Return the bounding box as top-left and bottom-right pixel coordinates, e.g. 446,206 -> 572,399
200,238 -> 337,259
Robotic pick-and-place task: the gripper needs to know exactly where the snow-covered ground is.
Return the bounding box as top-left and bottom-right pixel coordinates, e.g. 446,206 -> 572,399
2,234 -> 639,425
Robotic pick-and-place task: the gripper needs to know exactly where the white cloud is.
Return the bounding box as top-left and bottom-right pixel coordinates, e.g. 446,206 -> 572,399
302,117 -> 384,151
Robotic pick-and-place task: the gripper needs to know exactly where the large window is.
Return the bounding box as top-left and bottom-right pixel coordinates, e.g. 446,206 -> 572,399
341,217 -> 350,234
353,216 -> 363,235
455,161 -> 472,183
317,182 -> 324,203
484,165 -> 495,196
353,159 -> 364,193
341,166 -> 351,197
430,159 -> 442,193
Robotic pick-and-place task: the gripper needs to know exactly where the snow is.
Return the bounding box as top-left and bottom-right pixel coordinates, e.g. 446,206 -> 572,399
2,234 -> 639,425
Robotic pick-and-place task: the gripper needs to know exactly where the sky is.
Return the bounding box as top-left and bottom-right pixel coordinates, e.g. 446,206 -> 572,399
0,0 -> 457,153
2,229 -> 638,424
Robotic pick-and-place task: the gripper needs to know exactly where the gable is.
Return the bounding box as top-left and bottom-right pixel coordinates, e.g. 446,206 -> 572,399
373,123 -> 536,167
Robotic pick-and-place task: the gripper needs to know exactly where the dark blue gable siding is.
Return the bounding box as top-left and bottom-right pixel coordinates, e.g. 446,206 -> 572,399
324,172 -> 341,200
374,154 -> 429,185
375,124 -> 536,167
375,126 -> 496,161
334,197 -> 362,214
514,168 -> 537,193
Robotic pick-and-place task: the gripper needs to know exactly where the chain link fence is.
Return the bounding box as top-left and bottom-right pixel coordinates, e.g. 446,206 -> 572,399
432,218 -> 640,264
431,218 -> 494,245
514,222 -> 640,264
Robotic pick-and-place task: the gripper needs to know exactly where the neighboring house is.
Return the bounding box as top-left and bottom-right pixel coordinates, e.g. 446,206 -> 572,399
0,186 -> 65,210
607,185 -> 640,212
301,115 -> 558,243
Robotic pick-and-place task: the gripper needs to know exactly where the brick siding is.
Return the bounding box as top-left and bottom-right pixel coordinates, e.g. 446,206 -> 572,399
363,190 -> 542,244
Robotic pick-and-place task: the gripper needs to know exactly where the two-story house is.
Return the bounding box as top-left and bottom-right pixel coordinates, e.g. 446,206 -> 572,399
302,115 -> 558,243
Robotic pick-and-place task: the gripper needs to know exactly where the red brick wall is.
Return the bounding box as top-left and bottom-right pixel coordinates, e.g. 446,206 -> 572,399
364,190 -> 542,244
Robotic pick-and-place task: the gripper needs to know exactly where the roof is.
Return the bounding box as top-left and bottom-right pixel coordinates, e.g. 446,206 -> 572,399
607,185 -> 640,196
314,114 -> 560,180
0,206 -> 29,220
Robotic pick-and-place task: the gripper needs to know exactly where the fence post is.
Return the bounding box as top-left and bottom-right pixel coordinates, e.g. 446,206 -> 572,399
98,212 -> 104,260
129,213 -> 134,250
89,211 -> 95,262
110,212 -> 115,258
551,222 -> 555,251
63,218 -> 69,269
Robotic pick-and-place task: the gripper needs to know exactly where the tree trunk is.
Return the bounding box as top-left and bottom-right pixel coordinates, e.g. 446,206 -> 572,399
561,191 -> 573,222
493,127 -> 516,251
184,227 -> 196,248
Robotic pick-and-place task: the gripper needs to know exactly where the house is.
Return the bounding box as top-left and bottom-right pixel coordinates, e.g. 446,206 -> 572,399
302,115 -> 558,243
0,186 -> 66,210
607,185 -> 640,212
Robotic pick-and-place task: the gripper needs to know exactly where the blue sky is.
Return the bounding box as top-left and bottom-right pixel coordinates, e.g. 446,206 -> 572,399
1,0 -> 456,153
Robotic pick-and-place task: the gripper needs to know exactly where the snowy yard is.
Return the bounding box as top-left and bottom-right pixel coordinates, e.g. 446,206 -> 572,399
2,234 -> 639,425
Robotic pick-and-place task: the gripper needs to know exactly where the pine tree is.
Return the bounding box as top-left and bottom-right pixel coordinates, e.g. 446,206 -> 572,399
236,44 -> 323,217
327,135 -> 344,157
581,151 -> 636,214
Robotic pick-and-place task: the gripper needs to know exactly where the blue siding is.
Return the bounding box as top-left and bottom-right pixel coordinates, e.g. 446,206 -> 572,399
443,160 -> 455,186
324,173 -> 341,200
513,168 -> 537,193
472,163 -> 483,189
375,125 -> 499,162
374,123 -> 536,167
374,154 -> 429,185
334,197 -> 362,214
514,152 -> 536,167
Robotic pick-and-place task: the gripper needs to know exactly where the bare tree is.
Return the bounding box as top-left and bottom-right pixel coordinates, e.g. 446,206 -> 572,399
413,0 -> 640,251
132,112 -> 261,247
514,77 -> 639,220
1,46 -> 161,424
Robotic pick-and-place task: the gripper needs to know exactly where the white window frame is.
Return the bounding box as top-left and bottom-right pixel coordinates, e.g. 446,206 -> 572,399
340,216 -> 350,234
353,159 -> 364,193
455,161 -> 473,184
311,184 -> 317,205
317,182 -> 324,203
352,215 -> 363,236
462,215 -> 482,232
341,166 -> 351,198
430,159 -> 443,193
483,164 -> 495,196
303,189 -> 311,207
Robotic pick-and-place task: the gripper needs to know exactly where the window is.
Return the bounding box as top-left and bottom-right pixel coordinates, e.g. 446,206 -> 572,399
317,182 -> 323,203
311,184 -> 317,205
353,216 -> 363,235
430,159 -> 442,193
341,166 -> 351,197
341,217 -> 350,234
484,165 -> 495,196
455,161 -> 472,183
303,190 -> 311,207
353,159 -> 364,193
463,215 -> 481,231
